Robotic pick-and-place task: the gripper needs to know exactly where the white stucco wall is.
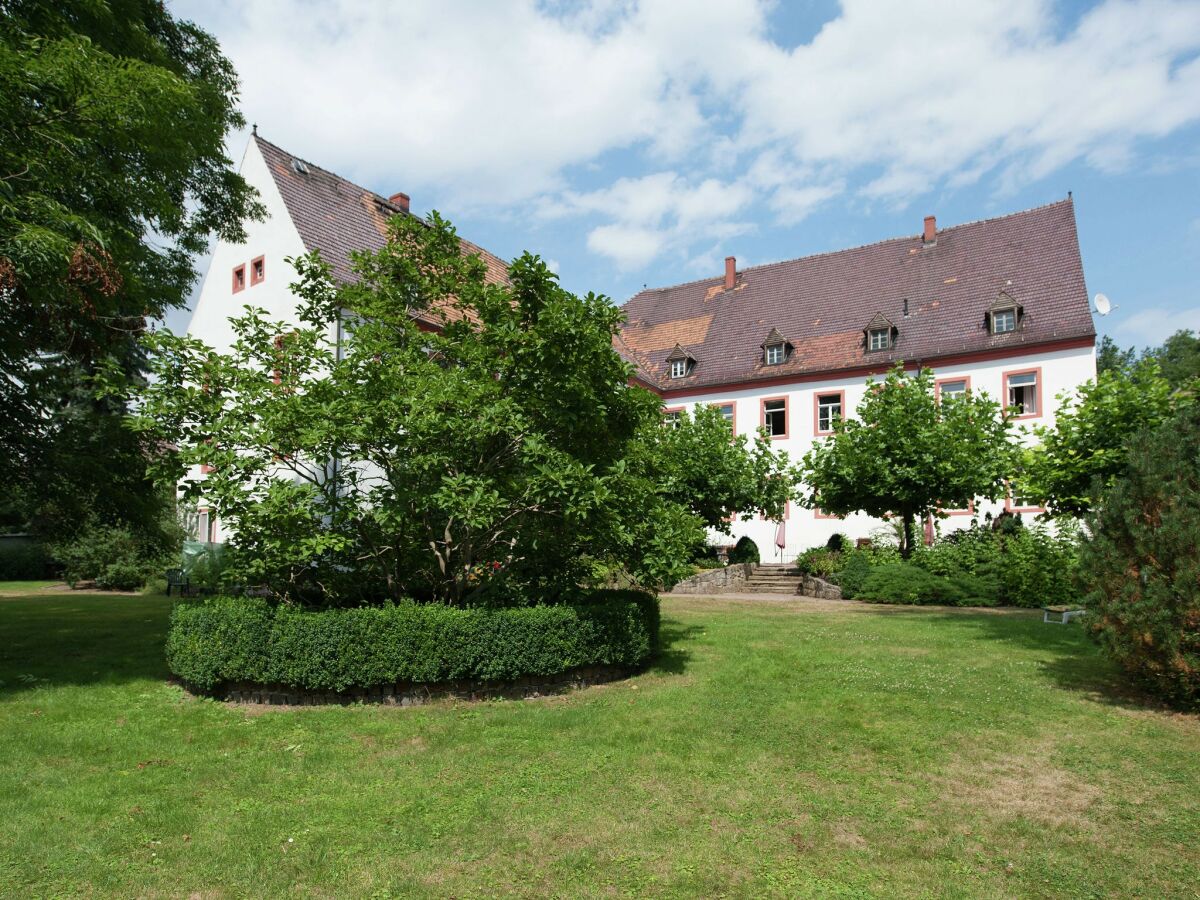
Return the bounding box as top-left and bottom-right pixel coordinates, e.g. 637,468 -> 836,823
183,138 -> 311,543
662,342 -> 1097,562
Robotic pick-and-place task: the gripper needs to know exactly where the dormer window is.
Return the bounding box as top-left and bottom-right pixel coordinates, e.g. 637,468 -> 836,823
988,291 -> 1023,335
864,313 -> 897,352
760,328 -> 792,366
991,307 -> 1017,334
666,343 -> 696,379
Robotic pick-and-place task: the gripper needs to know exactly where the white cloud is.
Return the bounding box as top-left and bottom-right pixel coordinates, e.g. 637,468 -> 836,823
174,0 -> 1200,271
1112,306 -> 1200,346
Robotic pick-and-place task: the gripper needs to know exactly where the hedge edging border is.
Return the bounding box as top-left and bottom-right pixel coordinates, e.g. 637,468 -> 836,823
193,663 -> 634,708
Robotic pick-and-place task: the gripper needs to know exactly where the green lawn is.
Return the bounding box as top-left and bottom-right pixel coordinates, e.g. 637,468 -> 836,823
1,591 -> 1197,898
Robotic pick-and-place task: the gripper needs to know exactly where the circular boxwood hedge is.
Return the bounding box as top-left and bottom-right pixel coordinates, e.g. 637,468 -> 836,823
167,589 -> 660,694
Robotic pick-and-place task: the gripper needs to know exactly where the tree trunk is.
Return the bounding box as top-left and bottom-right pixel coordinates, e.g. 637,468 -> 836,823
900,511 -> 916,559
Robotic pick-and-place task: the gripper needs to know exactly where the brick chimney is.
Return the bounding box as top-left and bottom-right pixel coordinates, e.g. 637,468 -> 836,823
389,192 -> 410,213
923,215 -> 936,244
724,256 -> 736,290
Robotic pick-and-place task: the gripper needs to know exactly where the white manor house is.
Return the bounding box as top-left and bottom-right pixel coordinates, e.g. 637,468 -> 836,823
188,135 -> 1097,561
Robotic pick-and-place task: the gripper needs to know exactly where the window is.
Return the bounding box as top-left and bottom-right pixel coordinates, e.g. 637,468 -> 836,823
196,509 -> 213,543
250,255 -> 265,286
762,398 -> 787,438
868,327 -> 891,351
669,358 -> 688,379
1007,483 -> 1043,512
764,343 -> 785,365
936,377 -> 969,402
663,408 -> 684,428
815,392 -> 843,434
1004,369 -> 1040,417
991,307 -> 1017,334
232,264 -> 246,293
715,402 -> 735,432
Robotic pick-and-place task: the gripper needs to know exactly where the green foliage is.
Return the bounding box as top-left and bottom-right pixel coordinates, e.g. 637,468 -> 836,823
1096,336 -> 1136,377
123,213 -> 788,604
857,563 -> 998,607
1081,405 -> 1200,709
826,533 -> 850,552
48,520 -> 168,590
1024,359 -> 1184,516
167,590 -> 660,694
1145,329 -> 1200,391
0,540 -> 54,580
835,550 -> 873,600
801,366 -> 1015,557
795,547 -> 839,579
727,536 -> 760,565
0,1 -> 261,544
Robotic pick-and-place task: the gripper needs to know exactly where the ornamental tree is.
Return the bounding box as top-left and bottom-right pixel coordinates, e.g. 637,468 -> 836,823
799,365 -> 1015,558
120,212 -> 792,604
1022,358 -> 1186,516
0,1 -> 261,543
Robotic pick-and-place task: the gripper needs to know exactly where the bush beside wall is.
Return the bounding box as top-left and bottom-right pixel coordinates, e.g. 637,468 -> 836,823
167,589 -> 660,694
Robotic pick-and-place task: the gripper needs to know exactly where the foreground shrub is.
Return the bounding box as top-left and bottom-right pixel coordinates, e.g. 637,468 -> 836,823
49,522 -> 166,590
857,563 -> 998,607
795,547 -> 839,579
167,589 -> 660,693
1081,406 -> 1200,709
728,536 -> 760,565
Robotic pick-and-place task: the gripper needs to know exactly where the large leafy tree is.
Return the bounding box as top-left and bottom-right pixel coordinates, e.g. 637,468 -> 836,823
0,1 -> 261,540
799,366 -> 1015,558
1022,358 -> 1186,516
120,213 -> 793,604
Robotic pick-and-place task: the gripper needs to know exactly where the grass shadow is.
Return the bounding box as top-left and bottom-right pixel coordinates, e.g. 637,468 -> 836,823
0,593 -> 171,695
649,617 -> 702,675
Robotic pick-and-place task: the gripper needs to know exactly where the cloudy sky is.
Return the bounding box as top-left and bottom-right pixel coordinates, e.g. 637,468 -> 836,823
168,0 -> 1200,347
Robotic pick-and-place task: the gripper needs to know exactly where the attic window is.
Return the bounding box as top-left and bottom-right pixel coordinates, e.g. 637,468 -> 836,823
666,343 -> 696,379
670,358 -> 689,379
764,343 -> 786,365
991,307 -> 1018,334
868,327 -> 891,351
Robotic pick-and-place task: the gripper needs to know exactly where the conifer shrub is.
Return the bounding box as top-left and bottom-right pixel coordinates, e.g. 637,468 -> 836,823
727,536 -> 760,565
167,589 -> 660,694
1081,406 -> 1200,709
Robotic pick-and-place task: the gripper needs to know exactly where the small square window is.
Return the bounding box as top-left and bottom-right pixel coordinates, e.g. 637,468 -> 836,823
1007,370 -> 1038,416
669,358 -> 689,379
992,308 -> 1017,334
763,399 -> 787,437
816,393 -> 842,433
232,264 -> 246,293
663,409 -> 683,428
764,343 -> 785,365
868,327 -> 891,351
939,379 -> 968,401
251,255 -> 265,286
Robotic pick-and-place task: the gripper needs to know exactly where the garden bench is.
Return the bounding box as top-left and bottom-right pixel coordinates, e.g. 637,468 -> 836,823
1043,604 -> 1085,624
165,568 -> 192,597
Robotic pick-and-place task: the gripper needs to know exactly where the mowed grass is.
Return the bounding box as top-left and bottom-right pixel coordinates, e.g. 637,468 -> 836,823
1,591 -> 1198,898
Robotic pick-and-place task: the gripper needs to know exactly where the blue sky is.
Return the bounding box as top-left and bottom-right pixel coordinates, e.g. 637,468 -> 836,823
169,0 -> 1200,349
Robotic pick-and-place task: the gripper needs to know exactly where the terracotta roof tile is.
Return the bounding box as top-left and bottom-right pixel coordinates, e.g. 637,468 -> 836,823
618,200 -> 1095,392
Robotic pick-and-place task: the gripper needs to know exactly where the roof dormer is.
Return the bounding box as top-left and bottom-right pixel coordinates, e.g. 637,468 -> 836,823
760,327 -> 792,366
666,343 -> 696,379
987,290 -> 1023,335
864,312 -> 898,352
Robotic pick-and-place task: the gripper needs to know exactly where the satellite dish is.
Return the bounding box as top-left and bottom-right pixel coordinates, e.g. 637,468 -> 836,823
1093,293 -> 1115,316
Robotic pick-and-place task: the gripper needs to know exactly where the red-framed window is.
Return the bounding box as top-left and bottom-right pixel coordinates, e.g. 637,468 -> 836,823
250,255 -> 265,286
813,390 -> 845,435
663,406 -> 685,429
935,375 -> 971,403
1005,483 -> 1045,514
761,397 -> 788,439
713,401 -> 736,435
1002,367 -> 1042,419
232,264 -> 246,294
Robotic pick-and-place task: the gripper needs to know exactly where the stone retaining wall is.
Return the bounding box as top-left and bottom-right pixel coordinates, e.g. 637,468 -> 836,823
802,575 -> 843,600
670,563 -> 754,594
211,664 -> 631,708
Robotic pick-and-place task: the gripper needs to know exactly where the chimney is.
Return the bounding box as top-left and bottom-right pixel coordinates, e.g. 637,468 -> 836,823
724,256 -> 736,290
389,192 -> 410,213
923,215 -> 936,244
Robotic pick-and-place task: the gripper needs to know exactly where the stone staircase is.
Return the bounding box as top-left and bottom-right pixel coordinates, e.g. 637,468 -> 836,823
743,563 -> 803,595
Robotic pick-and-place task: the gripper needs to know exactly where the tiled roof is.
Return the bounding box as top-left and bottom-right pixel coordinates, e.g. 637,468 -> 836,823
619,199 -> 1095,392
255,135 -> 510,324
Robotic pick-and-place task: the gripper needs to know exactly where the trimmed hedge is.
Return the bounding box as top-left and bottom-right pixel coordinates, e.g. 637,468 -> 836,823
858,562 -> 1000,607
167,589 -> 660,693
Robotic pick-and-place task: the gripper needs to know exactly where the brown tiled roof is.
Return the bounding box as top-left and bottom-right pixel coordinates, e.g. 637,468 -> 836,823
619,199 -> 1094,392
255,135 -> 510,324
